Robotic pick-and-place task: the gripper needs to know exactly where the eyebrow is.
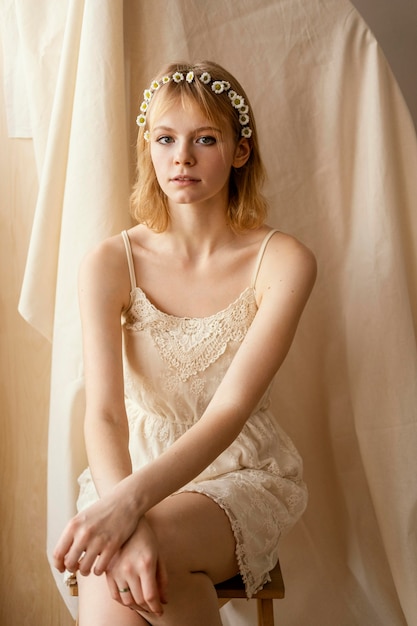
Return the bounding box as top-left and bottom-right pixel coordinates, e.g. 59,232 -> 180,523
152,125 -> 223,134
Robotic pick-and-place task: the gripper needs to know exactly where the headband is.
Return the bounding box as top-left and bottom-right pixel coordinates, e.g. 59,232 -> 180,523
136,70 -> 252,142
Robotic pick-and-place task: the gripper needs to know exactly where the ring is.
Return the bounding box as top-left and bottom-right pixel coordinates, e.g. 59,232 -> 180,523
118,587 -> 130,593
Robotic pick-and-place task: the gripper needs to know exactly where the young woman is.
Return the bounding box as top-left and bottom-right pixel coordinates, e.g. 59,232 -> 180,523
53,60 -> 316,625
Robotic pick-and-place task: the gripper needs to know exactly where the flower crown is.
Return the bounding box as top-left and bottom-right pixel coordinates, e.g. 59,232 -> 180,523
136,70 -> 252,142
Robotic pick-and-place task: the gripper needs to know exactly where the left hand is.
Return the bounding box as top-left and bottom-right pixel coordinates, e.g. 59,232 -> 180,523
106,516 -> 169,617
53,486 -> 140,576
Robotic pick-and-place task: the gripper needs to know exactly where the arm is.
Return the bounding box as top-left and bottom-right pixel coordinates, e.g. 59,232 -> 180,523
78,236 -> 133,495
53,232 -> 316,575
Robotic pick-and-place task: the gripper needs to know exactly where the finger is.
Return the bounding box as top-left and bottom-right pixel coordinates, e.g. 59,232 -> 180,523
140,566 -> 164,616
53,519 -> 96,574
114,564 -> 162,615
65,532 -> 114,575
157,558 -> 169,605
66,544 -> 100,576
106,573 -> 137,607
125,574 -> 151,610
106,573 -> 121,602
135,606 -> 151,616
117,584 -> 134,606
91,534 -> 124,576
52,529 -> 76,572
92,544 -> 119,576
71,536 -> 118,577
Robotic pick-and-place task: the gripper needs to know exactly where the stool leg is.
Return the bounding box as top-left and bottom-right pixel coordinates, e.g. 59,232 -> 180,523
257,598 -> 274,626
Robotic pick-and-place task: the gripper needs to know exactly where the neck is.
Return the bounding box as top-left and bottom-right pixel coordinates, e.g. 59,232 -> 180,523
164,204 -> 236,260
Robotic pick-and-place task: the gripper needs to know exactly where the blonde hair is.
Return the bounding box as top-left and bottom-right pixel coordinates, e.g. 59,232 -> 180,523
130,60 -> 267,232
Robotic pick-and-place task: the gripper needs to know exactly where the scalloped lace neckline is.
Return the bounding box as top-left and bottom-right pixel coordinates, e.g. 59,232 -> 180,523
130,285 -> 256,321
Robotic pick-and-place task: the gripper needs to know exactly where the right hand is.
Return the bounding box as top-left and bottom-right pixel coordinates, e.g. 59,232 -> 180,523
53,483 -> 140,576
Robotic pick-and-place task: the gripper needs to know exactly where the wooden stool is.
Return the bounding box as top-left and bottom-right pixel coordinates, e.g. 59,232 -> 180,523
67,560 -> 285,626
215,561 -> 285,626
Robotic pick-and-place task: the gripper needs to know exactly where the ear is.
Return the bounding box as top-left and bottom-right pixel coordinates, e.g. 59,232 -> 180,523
232,138 -> 251,168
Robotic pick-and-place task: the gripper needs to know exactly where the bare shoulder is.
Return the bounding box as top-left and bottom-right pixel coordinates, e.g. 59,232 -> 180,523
80,233 -> 128,279
269,230 -> 316,273
256,230 -> 317,306
79,233 -> 131,310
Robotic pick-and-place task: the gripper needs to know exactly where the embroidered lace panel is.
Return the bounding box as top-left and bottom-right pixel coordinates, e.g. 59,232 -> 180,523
124,286 -> 258,382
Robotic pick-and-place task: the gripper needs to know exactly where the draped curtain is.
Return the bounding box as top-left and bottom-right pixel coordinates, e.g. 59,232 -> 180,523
4,0 -> 416,623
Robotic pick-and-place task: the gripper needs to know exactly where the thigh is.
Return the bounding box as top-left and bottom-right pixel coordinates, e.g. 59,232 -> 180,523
146,491 -> 238,585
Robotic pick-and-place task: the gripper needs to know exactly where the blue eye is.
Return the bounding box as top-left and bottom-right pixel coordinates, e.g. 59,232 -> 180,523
157,136 -> 174,144
197,136 -> 216,145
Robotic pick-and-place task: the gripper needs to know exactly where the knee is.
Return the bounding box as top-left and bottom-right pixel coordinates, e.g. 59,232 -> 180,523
145,502 -> 189,575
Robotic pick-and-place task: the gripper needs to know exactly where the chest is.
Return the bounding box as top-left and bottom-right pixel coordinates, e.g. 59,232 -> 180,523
123,286 -> 258,382
134,249 -> 257,318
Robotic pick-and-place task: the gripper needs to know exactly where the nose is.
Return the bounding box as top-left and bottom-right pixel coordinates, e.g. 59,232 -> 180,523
174,140 -> 195,166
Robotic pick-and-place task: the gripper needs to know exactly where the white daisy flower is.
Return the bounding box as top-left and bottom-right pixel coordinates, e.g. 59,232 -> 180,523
231,95 -> 244,109
186,71 -> 194,83
136,114 -> 146,127
228,90 -> 237,100
144,130 -> 150,142
162,75 -> 170,84
199,72 -> 211,84
241,127 -> 252,138
239,104 -> 249,114
212,81 -> 225,94
151,80 -> 160,90
143,89 -> 152,101
140,101 -> 148,112
173,72 -> 184,83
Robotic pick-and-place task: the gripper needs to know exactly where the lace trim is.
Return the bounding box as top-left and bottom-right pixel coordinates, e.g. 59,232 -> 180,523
124,287 -> 258,382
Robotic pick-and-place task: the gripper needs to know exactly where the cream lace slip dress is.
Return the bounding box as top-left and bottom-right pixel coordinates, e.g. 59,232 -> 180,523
77,228 -> 308,597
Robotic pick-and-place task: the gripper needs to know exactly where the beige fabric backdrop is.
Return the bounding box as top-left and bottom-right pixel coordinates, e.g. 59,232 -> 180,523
3,0 -> 417,623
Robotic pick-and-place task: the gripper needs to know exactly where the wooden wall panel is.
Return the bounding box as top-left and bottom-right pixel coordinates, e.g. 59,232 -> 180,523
0,44 -> 74,626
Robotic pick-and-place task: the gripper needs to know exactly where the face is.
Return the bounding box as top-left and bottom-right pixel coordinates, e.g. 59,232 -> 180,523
148,100 -> 250,210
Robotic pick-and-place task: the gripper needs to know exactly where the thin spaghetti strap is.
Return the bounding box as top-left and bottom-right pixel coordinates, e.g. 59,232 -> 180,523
251,229 -> 279,289
121,230 -> 137,291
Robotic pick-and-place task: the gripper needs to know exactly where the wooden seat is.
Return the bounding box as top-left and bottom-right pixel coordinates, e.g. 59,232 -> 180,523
67,560 -> 284,626
215,561 -> 285,626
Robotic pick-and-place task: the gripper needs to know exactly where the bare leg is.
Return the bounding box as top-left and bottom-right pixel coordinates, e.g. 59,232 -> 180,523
136,492 -> 238,626
77,572 -> 149,626
77,492 -> 238,626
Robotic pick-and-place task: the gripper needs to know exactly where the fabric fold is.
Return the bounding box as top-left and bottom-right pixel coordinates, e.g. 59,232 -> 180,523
14,0 -> 131,615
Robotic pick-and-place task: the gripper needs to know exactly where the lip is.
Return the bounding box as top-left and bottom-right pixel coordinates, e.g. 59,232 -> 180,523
170,175 -> 200,184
